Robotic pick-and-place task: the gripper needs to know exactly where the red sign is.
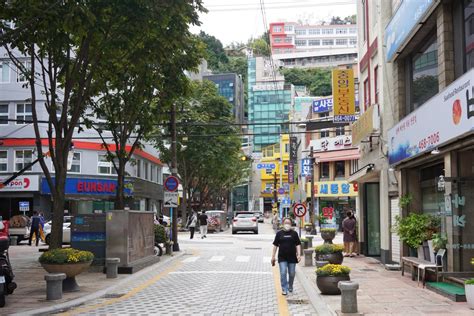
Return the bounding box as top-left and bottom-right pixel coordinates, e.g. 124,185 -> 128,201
322,207 -> 335,219
164,176 -> 179,192
77,181 -> 116,193
293,203 -> 307,217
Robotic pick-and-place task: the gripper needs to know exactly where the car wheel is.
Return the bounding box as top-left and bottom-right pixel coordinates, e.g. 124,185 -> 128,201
254,230 -> 258,234
232,230 -> 237,235
45,234 -> 50,245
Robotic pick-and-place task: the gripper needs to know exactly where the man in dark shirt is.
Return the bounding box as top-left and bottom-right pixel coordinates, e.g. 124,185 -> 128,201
271,217 -> 301,295
29,211 -> 41,246
198,210 -> 208,239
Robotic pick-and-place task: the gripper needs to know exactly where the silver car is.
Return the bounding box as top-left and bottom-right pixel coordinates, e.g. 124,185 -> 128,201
232,212 -> 258,234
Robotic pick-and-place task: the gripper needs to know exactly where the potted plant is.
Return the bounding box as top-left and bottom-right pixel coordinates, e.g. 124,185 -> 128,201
465,258 -> 474,309
39,248 -> 94,292
165,240 -> 173,255
304,223 -> 313,233
432,233 -> 447,252
316,264 -> 351,295
314,244 -> 345,264
320,228 -> 336,244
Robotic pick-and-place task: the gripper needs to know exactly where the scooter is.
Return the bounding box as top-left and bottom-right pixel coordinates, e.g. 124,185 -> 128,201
0,220 -> 17,307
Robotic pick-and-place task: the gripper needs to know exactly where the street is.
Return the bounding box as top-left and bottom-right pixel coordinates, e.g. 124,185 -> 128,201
59,222 -> 317,316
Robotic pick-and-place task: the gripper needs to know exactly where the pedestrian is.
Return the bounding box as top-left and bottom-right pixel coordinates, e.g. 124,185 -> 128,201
186,211 -> 198,239
198,210 -> 208,239
28,211 -> 41,246
271,217 -> 301,295
342,210 -> 357,257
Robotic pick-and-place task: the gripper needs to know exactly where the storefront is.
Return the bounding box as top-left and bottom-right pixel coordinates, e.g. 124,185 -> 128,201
0,175 -> 42,219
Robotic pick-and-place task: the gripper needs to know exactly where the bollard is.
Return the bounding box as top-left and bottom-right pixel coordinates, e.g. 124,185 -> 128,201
316,260 -> 329,268
306,236 -> 314,248
338,281 -> 359,314
45,273 -> 66,300
304,249 -> 314,267
9,236 -> 18,246
106,258 -> 120,279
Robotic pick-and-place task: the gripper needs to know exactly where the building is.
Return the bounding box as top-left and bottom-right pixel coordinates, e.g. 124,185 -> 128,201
0,50 -> 164,220
269,22 -> 358,68
203,73 -> 245,124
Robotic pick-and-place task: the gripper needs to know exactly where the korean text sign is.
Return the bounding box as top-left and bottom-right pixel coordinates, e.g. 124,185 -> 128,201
312,181 -> 358,197
332,69 -> 356,123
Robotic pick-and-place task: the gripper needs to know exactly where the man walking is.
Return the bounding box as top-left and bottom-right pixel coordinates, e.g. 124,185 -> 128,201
186,210 -> 198,239
28,211 -> 41,246
198,210 -> 208,239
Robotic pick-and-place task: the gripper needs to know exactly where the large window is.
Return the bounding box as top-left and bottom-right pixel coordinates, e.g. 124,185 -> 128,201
335,161 -> 345,178
336,28 -> 348,34
274,37 -> 282,43
322,28 -> 333,35
295,40 -> 307,46
308,40 -> 320,46
0,151 -> 7,172
273,25 -> 282,32
336,39 -> 348,45
322,39 -> 334,46
98,154 -> 116,175
15,150 -> 33,171
69,152 -> 81,173
0,104 -> 8,124
0,61 -> 9,83
16,103 -> 32,124
16,61 -> 30,82
320,162 -> 329,179
308,29 -> 320,35
295,29 -> 306,35
144,161 -> 149,180
284,25 -> 293,32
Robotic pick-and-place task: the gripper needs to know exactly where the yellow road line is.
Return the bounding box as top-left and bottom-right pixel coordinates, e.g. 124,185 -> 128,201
60,260 -> 183,316
272,264 -> 289,316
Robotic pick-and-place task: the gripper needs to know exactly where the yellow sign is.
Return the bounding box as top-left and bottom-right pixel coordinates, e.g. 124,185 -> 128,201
332,69 -> 355,120
306,181 -> 358,197
352,105 -> 374,145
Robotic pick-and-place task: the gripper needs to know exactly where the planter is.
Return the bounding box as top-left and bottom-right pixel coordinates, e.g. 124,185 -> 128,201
321,231 -> 336,244
165,244 -> 173,255
316,275 -> 350,295
466,284 -> 474,309
305,225 -> 312,233
315,252 -> 344,265
302,241 -> 309,249
41,261 -> 92,292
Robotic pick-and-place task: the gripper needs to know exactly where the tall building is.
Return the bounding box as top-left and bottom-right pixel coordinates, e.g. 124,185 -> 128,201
203,73 -> 245,124
269,22 -> 358,68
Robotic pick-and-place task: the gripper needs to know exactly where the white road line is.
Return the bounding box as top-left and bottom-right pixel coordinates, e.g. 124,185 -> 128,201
182,256 -> 200,263
170,271 -> 272,275
263,256 -> 272,263
235,256 -> 250,262
209,256 -> 225,262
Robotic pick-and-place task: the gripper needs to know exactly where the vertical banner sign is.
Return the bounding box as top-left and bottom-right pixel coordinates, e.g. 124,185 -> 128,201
288,162 -> 294,184
301,158 -> 313,177
332,69 -> 356,123
289,137 -> 298,162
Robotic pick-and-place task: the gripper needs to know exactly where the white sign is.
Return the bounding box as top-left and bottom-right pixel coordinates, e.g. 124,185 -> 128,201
0,175 -> 39,191
19,201 -> 30,212
310,135 -> 352,152
388,69 -> 474,165
252,82 -> 285,91
301,158 -> 312,177
164,191 -> 178,208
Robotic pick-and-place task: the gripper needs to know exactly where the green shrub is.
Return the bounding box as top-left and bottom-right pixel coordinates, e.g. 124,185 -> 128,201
465,279 -> 474,285
315,243 -> 344,254
316,264 -> 351,276
154,224 -> 167,244
300,237 -> 308,242
432,233 -> 448,251
39,248 -> 94,264
392,213 -> 441,249
320,228 -> 336,233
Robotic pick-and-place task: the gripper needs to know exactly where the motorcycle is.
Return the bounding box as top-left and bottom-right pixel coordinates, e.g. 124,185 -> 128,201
0,220 -> 16,307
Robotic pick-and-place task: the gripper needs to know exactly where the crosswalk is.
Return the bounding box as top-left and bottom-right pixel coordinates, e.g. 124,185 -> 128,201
181,255 -> 273,264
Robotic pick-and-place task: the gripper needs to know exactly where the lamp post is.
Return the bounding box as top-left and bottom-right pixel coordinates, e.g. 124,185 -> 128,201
170,102 -> 179,252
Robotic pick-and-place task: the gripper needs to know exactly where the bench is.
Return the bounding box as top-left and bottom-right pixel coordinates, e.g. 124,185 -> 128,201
401,249 -> 445,287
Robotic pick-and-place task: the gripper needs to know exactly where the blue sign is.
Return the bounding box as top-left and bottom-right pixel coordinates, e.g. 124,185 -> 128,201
312,97 -> 333,113
278,188 -> 285,195
334,115 -> 356,123
385,0 -> 435,61
164,176 -> 179,192
41,178 -> 133,196
19,201 -> 29,212
257,163 -> 276,170
301,158 -> 313,177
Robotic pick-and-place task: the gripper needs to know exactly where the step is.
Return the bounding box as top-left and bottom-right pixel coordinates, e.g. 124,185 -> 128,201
426,281 -> 466,302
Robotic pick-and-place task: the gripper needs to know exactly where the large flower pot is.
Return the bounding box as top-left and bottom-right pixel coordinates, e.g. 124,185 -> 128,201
41,261 -> 92,292
466,284 -> 474,309
321,231 -> 336,244
316,275 -> 350,295
315,251 -> 344,265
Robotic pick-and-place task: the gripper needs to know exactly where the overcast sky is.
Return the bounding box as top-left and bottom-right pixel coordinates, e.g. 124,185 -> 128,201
192,0 -> 357,45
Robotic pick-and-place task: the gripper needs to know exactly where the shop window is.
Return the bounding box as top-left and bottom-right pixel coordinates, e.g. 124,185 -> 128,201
97,154 -> 116,175
320,162 -> 329,179
15,150 -> 32,171
420,163 -> 445,215
0,104 -> 8,124
0,151 -> 7,172
16,103 -> 32,124
335,161 -> 345,178
70,152 -> 81,173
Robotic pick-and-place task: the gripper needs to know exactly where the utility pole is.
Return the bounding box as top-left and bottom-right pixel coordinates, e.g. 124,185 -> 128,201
170,102 -> 179,251
310,146 -> 317,235
273,171 -> 278,216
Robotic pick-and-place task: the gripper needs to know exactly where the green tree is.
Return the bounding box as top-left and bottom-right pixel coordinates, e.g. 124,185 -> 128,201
282,68 -> 332,96
198,31 -> 228,70
248,37 -> 270,57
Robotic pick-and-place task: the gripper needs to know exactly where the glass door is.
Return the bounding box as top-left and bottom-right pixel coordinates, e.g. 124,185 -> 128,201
365,183 -> 381,256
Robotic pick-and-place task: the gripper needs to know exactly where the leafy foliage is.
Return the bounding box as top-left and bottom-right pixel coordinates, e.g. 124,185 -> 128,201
316,264 -> 351,276
154,224 -> 167,244
399,194 -> 413,209
315,244 -> 345,254
39,248 -> 94,264
281,68 -> 332,96
432,233 -> 448,251
198,31 -> 229,70
392,213 -> 441,249
330,15 -> 357,25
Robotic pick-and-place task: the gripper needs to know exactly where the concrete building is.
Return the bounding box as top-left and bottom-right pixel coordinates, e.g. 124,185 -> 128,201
269,21 -> 358,68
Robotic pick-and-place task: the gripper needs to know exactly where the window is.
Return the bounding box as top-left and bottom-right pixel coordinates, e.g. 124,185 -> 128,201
144,161 -> 149,180
273,25 -> 282,32
363,78 -> 370,110
335,39 -> 348,45
16,103 -> 32,124
0,61 -> 9,83
69,152 -> 81,173
295,29 -> 306,35
349,38 -> 357,46
335,126 -> 345,136
336,28 -> 348,34
265,168 -> 273,175
464,0 -> 474,71
322,39 -> 334,46
321,129 -> 330,138
274,37 -> 282,43
362,1 -> 366,41
319,112 -> 329,119
350,159 -> 359,174
0,104 -> 8,124
16,61 -> 30,82
308,29 -> 320,35
285,143 -> 289,153
322,28 -> 334,34
136,159 -> 141,177
156,166 -> 163,184
284,164 -> 288,174
374,66 -> 379,104
335,161 -> 345,178
0,151 -> 7,172
349,28 -> 357,34
308,40 -> 320,46
284,37 -> 292,43
284,25 -> 293,32
98,154 -> 116,175
295,40 -> 307,46
320,162 -> 329,179
15,150 -> 33,171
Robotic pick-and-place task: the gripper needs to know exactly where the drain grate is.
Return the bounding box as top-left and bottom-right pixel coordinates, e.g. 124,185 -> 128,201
287,299 -> 309,305
245,247 -> 262,250
102,293 -> 125,299
359,268 -> 376,272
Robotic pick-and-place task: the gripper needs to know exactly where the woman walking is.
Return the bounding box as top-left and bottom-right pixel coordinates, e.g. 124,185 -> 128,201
186,211 -> 198,239
271,218 -> 301,295
342,210 -> 357,257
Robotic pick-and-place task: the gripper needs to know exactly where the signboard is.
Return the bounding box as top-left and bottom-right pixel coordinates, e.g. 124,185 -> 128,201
281,196 -> 291,208
19,201 -> 29,212
312,97 -> 333,113
301,158 -> 313,177
288,162 -> 294,184
388,69 -> 474,165
332,69 -> 356,123
289,137 -> 298,162
164,191 -> 179,208
41,178 -> 133,196
257,163 -> 276,170
278,187 -> 285,195
252,82 -> 284,91
293,203 -> 307,218
352,105 -> 375,145
0,175 -> 39,191
164,176 -> 179,192
310,135 -> 352,152
385,0 -> 435,61
308,181 -> 359,197
320,206 -> 338,229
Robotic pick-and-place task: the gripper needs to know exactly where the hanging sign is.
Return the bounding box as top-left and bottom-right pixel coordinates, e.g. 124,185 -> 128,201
332,69 -> 356,123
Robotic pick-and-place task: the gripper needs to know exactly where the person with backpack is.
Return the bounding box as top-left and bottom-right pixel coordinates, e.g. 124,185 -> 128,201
186,211 -> 198,239
28,211 -> 41,246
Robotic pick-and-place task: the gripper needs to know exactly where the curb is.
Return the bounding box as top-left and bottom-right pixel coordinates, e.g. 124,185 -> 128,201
296,265 -> 337,316
13,251 -> 187,316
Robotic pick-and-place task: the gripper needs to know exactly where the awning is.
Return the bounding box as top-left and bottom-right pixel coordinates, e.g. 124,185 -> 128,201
347,164 -> 377,183
313,148 -> 360,162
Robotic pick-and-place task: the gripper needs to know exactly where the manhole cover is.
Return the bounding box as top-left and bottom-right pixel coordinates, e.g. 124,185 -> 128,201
359,268 -> 376,272
102,293 -> 125,298
287,299 -> 309,305
245,247 -> 262,250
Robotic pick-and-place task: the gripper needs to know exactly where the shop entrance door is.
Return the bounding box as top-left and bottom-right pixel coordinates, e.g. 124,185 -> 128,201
365,183 -> 381,256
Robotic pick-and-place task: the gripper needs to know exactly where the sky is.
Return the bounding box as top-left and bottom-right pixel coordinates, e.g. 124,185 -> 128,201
192,0 -> 357,46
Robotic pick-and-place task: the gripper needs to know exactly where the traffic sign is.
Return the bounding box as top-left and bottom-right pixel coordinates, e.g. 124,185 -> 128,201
293,203 -> 307,217
164,176 -> 179,192
164,191 -> 179,208
278,187 -> 285,195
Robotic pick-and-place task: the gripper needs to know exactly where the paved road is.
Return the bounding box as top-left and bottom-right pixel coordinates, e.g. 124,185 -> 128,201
59,221 -> 316,316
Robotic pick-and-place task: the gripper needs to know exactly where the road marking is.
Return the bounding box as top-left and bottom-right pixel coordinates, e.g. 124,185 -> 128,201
263,256 -> 272,263
209,255 -> 225,262
236,255 -> 250,262
182,256 -> 200,263
272,264 -> 289,316
170,271 -> 272,275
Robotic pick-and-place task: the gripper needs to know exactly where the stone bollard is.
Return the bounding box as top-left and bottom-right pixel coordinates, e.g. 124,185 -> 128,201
45,273 -> 66,300
304,249 -> 314,267
338,281 -> 359,314
9,236 -> 18,246
316,260 -> 329,268
106,258 -> 121,279
306,236 -> 314,248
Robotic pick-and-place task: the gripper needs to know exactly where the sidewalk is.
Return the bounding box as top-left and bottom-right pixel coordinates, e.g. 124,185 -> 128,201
299,233 -> 473,315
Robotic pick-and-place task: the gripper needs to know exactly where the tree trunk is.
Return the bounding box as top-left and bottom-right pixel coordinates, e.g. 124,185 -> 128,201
114,158 -> 126,210
49,165 -> 66,249
181,182 -> 188,224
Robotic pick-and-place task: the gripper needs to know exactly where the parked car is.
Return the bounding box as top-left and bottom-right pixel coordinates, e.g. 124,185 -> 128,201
206,210 -> 226,232
254,212 -> 264,223
44,216 -> 72,245
8,215 -> 30,243
232,212 -> 258,234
